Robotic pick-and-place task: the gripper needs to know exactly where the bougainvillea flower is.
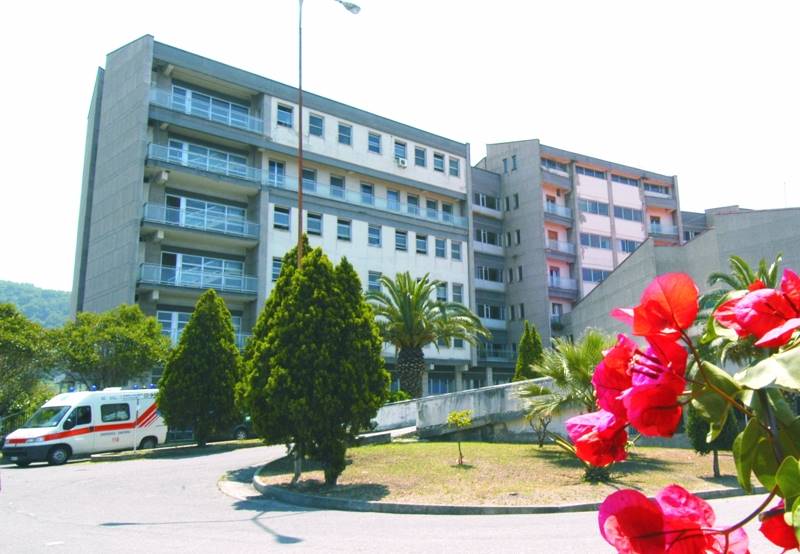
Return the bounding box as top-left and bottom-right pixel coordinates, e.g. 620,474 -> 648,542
566,410 -> 628,467
630,336 -> 688,390
599,485 -> 749,553
612,273 -> 699,341
593,335 -> 638,417
759,501 -> 799,550
622,378 -> 684,437
715,287 -> 800,348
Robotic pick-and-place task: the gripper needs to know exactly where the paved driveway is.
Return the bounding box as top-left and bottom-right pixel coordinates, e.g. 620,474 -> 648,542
0,446 -> 773,552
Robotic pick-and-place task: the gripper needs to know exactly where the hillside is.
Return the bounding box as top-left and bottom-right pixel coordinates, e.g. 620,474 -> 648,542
0,280 -> 70,328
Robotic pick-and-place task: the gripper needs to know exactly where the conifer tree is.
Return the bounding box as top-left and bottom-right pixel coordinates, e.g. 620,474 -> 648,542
687,403 -> 739,478
158,289 -> 240,447
513,320 -> 543,381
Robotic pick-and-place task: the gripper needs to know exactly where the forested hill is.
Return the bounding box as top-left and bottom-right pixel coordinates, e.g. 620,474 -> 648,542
0,280 -> 70,328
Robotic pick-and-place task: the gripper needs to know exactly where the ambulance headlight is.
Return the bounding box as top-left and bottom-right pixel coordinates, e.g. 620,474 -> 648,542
25,437 -> 45,444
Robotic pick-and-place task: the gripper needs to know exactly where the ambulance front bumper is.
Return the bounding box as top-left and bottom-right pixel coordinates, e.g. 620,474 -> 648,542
2,444 -> 50,464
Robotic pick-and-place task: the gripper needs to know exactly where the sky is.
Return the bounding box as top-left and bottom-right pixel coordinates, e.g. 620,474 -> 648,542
1,0 -> 798,292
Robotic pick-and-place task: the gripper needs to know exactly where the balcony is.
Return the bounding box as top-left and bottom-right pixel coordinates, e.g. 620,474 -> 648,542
649,223 -> 679,237
479,317 -> 507,331
142,203 -> 260,240
472,203 -> 503,220
473,241 -> 504,256
548,276 -> 577,290
541,169 -> 572,190
148,143 -> 262,184
163,330 -> 253,350
138,264 -> 257,295
235,333 -> 253,350
149,88 -> 264,134
474,278 -> 505,293
543,203 -> 573,227
644,190 -> 677,209
477,346 -> 515,363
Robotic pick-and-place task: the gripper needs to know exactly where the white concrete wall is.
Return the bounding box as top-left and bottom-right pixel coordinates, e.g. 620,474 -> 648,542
373,399 -> 418,431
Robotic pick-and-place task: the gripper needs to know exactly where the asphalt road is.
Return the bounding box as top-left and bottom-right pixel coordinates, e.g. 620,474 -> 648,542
0,446 -> 775,553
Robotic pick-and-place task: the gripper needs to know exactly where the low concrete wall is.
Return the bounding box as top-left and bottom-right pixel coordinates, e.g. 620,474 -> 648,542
373,399 -> 418,431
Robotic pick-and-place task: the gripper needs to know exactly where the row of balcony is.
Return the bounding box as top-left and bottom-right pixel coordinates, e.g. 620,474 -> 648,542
150,88 -> 265,134
142,203 -> 260,239
477,346 -> 515,362
147,144 -> 468,229
139,264 -> 258,295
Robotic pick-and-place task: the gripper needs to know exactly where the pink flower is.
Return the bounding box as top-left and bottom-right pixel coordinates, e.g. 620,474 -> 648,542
565,410 -> 628,467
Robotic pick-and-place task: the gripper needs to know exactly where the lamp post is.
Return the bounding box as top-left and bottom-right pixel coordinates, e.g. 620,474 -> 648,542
296,0 -> 360,266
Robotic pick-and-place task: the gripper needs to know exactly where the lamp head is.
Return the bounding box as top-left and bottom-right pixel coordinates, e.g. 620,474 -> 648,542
337,0 -> 360,14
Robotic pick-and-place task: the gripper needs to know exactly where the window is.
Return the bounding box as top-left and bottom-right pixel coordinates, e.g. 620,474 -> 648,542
476,265 -> 503,282
330,175 -> 345,199
519,303 -> 525,319
368,224 -> 381,247
101,403 -> 130,423
309,113 -> 324,137
478,304 -> 505,320
361,182 -> 374,205
551,303 -> 563,317
505,196 -> 510,211
508,268 -> 514,283
541,158 -> 568,173
368,132 -> 382,154
272,257 -> 282,281
394,141 -> 407,161
426,199 -> 438,219
442,203 -> 454,223
277,104 -> 293,127
387,189 -> 400,211
435,238 -> 446,258
338,123 -> 352,145
582,267 -> 612,283
436,282 -> 447,302
613,206 -> 643,222
449,158 -> 460,177
506,232 -> 512,247
274,206 -> 290,230
576,166 -> 607,179
268,160 -> 286,186
509,305 -> 516,320
518,266 -> 523,281
307,213 -> 322,236
171,85 -> 251,130
511,155 -> 517,171
368,271 -> 382,292
473,193 -> 500,210
416,234 -> 428,254
454,338 -> 464,348
337,218 -> 351,241
451,241 -> 462,260
407,194 -> 419,216
452,283 -> 464,304
618,239 -> 640,253
302,168 -> 317,192
513,193 -> 520,209
580,233 -> 612,249
475,228 -> 501,246
644,183 -> 671,195
65,405 -> 92,427
611,174 -> 639,187
433,152 -> 445,172
515,229 -> 521,245
167,139 -> 248,177
414,146 -> 426,167
503,158 -> 509,173
579,198 -> 610,216
650,215 -> 662,225
395,230 -> 408,251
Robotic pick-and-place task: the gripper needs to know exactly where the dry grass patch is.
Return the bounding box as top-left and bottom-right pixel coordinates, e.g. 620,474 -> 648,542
256,442 -> 738,506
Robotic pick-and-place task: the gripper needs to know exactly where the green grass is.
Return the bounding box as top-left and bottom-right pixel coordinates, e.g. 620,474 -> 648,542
256,442 -> 738,506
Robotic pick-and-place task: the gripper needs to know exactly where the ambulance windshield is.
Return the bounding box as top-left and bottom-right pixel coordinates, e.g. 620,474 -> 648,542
23,406 -> 70,428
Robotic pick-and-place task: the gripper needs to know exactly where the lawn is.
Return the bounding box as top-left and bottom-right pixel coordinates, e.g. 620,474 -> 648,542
256,441 -> 739,506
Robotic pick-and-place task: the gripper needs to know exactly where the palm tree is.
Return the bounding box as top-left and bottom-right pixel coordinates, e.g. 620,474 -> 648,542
520,329 -> 614,421
366,272 -> 489,398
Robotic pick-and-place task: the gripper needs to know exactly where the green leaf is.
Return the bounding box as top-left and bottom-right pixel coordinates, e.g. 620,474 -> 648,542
690,361 -> 742,425
733,418 -> 763,493
753,436 -> 781,490
776,457 -> 800,503
792,496 -> 800,546
736,347 -> 800,392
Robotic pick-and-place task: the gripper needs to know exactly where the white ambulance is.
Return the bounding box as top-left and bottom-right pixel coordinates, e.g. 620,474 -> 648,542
2,388 -> 167,467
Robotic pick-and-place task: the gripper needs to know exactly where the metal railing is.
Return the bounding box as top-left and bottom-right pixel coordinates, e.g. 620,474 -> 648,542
649,223 -> 678,236
545,239 -> 576,254
548,276 -> 578,290
477,347 -> 515,361
139,264 -> 257,294
148,144 -> 262,183
142,203 -> 260,239
544,203 -> 572,218
150,89 -> 264,133
162,330 -> 253,350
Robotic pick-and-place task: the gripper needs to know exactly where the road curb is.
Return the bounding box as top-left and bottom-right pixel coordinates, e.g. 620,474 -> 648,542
251,458 -> 767,515
90,440 -> 264,462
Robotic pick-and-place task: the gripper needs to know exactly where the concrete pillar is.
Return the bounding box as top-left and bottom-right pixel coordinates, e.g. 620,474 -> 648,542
485,366 -> 494,387
454,364 -> 467,392
422,363 -> 434,397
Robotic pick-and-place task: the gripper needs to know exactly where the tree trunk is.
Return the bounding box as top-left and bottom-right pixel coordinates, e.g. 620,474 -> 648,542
457,441 -> 463,466
397,347 -> 426,398
712,449 -> 720,478
290,446 -> 303,485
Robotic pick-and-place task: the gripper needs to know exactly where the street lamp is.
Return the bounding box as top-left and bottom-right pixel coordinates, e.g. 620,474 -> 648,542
296,0 -> 360,266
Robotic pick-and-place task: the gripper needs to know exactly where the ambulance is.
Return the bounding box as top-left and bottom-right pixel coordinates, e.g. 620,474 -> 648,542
1,388 -> 167,467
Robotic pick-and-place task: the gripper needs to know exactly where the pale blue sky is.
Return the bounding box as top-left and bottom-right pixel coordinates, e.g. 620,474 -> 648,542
2,0 -> 798,291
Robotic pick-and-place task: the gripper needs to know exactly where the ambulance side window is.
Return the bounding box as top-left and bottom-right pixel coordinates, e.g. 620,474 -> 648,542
101,403 -> 130,423
63,406 -> 92,429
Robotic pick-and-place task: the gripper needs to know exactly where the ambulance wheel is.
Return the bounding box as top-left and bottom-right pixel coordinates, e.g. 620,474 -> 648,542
15,461 -> 30,468
139,437 -> 157,450
47,445 -> 70,466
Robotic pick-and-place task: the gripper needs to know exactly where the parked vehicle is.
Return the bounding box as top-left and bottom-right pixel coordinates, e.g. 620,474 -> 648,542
1,388 -> 167,467
165,416 -> 253,443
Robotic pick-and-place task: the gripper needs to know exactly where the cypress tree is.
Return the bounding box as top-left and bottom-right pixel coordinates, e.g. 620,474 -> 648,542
687,404 -> 740,478
158,289 -> 240,447
513,320 -> 543,381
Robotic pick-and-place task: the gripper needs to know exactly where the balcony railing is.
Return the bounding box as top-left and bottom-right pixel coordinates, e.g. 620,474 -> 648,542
163,330 -> 253,350
147,144 -> 468,229
477,347 -> 515,362
548,276 -> 578,290
149,89 -> 264,134
142,203 -> 260,239
649,223 -> 679,236
545,239 -> 576,254
235,333 -> 253,350
139,264 -> 257,294
544,203 -> 572,218
148,144 -> 262,183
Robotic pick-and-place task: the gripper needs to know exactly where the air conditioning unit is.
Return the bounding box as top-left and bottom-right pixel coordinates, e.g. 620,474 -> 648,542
396,157 -> 408,168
